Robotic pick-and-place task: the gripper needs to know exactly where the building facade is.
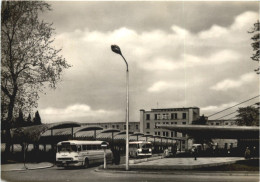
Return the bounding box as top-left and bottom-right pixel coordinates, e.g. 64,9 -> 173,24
207,120 -> 238,149
140,107 -> 200,150
82,121 -> 140,133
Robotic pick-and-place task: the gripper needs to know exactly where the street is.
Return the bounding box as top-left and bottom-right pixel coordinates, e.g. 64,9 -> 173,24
1,165 -> 259,182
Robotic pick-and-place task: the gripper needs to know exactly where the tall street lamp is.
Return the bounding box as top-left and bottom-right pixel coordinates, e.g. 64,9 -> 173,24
111,45 -> 129,171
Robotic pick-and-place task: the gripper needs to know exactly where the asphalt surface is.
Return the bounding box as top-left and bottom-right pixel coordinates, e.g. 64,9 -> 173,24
2,165 -> 259,182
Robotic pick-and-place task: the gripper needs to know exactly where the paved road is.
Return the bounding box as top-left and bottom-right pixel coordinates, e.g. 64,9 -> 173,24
2,165 -> 259,182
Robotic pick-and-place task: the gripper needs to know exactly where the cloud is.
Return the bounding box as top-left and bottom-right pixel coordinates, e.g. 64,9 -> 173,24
210,72 -> 256,91
37,10 -> 259,123
142,50 -> 240,71
54,12 -> 258,74
147,81 -> 175,93
201,102 -> 238,112
39,104 -> 121,123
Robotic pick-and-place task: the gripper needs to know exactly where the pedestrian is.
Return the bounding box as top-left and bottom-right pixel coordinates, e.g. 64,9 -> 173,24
193,147 -> 198,160
244,147 -> 251,159
252,146 -> 257,159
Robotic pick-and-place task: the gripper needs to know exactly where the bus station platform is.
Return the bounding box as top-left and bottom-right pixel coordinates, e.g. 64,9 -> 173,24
104,157 -> 246,170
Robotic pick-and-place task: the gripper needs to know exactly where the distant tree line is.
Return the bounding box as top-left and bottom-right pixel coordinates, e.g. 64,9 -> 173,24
2,110 -> 42,129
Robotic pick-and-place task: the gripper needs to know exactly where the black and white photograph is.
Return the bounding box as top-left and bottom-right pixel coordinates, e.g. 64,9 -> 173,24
1,0 -> 259,182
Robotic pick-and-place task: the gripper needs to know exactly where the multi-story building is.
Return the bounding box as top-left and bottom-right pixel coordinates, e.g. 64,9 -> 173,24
82,121 -> 140,133
140,107 -> 200,150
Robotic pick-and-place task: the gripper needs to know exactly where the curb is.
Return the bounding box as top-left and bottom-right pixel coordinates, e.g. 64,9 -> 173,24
129,156 -> 164,164
130,160 -> 239,170
94,168 -> 259,176
1,163 -> 54,172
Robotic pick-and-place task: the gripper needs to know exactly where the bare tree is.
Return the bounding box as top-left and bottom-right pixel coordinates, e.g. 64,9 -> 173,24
1,1 -> 70,155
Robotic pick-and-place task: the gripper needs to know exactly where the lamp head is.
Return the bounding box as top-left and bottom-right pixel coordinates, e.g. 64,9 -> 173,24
111,45 -> 122,55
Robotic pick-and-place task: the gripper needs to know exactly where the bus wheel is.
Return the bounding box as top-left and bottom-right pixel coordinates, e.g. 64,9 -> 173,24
84,158 -> 89,168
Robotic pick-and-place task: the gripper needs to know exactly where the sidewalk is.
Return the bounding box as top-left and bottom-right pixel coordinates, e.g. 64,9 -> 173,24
104,157 -> 246,170
1,162 -> 54,172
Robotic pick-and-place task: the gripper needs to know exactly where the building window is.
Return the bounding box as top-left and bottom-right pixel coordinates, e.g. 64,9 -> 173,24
163,122 -> 165,124
155,131 -> 157,135
171,132 -> 174,137
225,123 -> 228,125
162,131 -> 169,137
158,131 -> 161,136
216,123 -> 220,125
116,125 -> 119,129
146,123 -> 150,129
171,113 -> 177,119
112,125 -> 115,128
182,122 -> 186,125
155,114 -> 158,120
175,122 -> 177,124
155,122 -> 160,128
171,122 -> 174,125
182,113 -> 187,119
166,122 -> 169,125
146,132 -> 150,134
124,125 -> 126,130
162,113 -> 169,120
136,125 -> 139,130
129,125 -> 131,130
211,123 -> 214,125
175,132 -> 177,137
146,114 -> 150,120
104,125 -> 107,129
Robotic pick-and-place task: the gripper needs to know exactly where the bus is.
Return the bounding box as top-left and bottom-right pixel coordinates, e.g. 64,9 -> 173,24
56,140 -> 113,168
129,141 -> 152,158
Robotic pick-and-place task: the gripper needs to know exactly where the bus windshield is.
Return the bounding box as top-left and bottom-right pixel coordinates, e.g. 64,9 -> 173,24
57,144 -> 77,152
141,143 -> 152,148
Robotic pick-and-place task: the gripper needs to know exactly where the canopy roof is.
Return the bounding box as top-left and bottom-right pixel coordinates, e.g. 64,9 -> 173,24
48,122 -> 81,130
75,125 -> 103,133
131,132 -> 144,136
100,128 -> 120,133
158,125 -> 260,139
11,122 -> 81,142
115,131 -> 134,135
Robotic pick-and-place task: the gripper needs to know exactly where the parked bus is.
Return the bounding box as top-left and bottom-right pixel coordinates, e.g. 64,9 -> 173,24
129,141 -> 152,158
56,140 -> 113,168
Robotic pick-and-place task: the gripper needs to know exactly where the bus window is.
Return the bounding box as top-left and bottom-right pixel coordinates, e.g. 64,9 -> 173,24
58,144 -> 77,152
77,145 -> 82,151
129,144 -> 138,148
97,145 -> 101,150
92,145 -> 97,150
83,145 -> 87,151
87,145 -> 92,150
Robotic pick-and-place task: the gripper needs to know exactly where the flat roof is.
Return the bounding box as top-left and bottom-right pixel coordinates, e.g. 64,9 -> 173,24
158,124 -> 259,139
140,107 -> 199,112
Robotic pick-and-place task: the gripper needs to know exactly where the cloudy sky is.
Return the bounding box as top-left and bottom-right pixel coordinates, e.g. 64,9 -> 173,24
38,1 -> 259,123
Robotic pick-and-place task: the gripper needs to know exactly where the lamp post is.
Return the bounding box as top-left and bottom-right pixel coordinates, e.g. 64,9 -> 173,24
111,45 -> 129,171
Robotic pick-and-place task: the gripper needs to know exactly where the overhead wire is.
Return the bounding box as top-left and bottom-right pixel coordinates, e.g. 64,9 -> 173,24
214,103 -> 258,120
208,95 -> 260,118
